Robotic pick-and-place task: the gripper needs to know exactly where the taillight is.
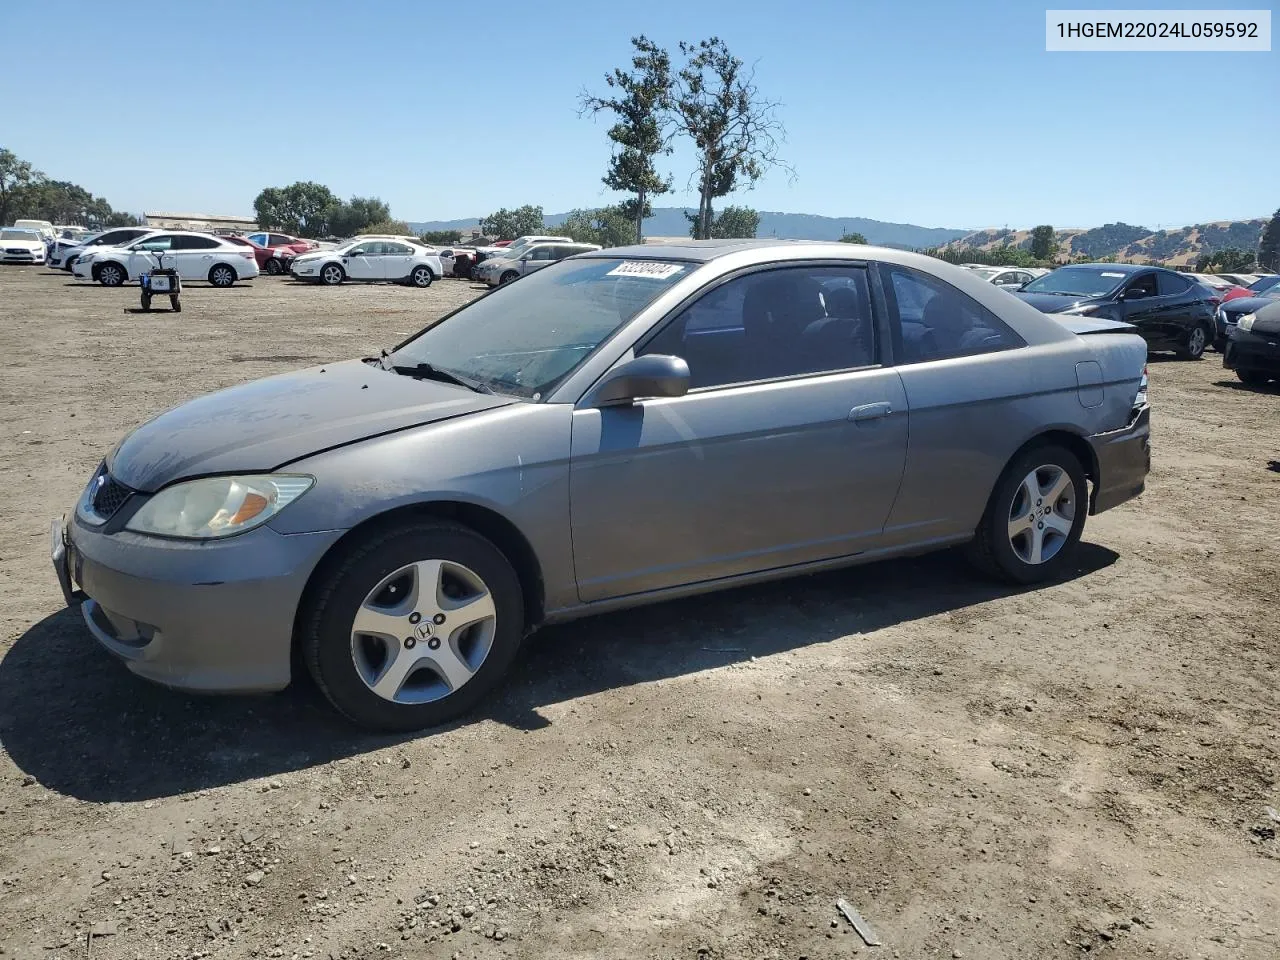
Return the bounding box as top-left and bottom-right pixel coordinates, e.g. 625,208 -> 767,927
1134,364 -> 1148,408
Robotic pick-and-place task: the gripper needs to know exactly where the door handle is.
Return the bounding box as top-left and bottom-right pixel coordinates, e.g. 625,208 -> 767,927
849,401 -> 893,422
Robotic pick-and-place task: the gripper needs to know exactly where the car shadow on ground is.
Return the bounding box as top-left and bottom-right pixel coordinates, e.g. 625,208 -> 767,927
1213,378 -> 1280,394
0,544 -> 1117,803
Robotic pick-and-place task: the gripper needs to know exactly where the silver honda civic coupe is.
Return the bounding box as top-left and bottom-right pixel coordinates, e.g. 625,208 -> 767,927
51,241 -> 1151,731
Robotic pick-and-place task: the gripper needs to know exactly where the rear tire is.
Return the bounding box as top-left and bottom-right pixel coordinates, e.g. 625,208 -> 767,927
1237,368 -> 1271,387
1176,324 -> 1208,360
209,264 -> 237,288
140,292 -> 152,311
302,520 -> 525,731
967,443 -> 1087,585
410,265 -> 433,288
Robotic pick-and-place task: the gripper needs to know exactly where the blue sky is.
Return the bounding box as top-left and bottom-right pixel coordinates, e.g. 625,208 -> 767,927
2,0 -> 1276,230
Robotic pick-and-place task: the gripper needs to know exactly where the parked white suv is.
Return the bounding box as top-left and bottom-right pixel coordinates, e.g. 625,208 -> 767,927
73,231 -> 259,286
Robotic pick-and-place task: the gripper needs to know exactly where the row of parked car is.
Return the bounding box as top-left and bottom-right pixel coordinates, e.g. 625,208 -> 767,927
960,261 -> 1280,370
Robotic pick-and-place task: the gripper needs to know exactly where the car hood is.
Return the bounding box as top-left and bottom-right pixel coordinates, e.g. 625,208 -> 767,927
1,238 -> 45,251
1222,295 -> 1277,316
106,359 -> 515,492
1013,291 -> 1105,313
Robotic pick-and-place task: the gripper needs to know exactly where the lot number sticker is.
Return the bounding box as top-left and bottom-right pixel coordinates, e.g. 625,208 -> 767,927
607,261 -> 685,280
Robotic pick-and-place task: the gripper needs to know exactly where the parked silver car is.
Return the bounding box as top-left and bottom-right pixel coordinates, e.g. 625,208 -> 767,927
475,241 -> 603,286
52,240 -> 1151,731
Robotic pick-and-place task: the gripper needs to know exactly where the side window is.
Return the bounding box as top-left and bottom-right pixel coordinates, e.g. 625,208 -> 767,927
383,242 -> 412,255
171,235 -> 220,250
640,266 -> 877,389
1124,272 -> 1158,299
882,264 -> 1023,364
1157,272 -> 1193,296
268,234 -> 292,247
530,246 -> 556,261
133,235 -> 174,251
247,233 -> 268,246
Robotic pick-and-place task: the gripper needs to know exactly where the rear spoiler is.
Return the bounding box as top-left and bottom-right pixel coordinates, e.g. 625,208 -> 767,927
1053,316 -> 1137,336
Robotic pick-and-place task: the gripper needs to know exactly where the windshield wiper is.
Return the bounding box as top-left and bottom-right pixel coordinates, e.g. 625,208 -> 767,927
387,359 -> 492,394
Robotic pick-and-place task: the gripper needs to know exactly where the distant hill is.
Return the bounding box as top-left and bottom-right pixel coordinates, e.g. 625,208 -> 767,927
408,207 -> 968,249
944,219 -> 1267,267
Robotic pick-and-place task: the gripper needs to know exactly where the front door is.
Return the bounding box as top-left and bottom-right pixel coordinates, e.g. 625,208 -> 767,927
1117,271 -> 1165,345
343,241 -> 381,280
569,263 -> 909,602
127,234 -> 175,278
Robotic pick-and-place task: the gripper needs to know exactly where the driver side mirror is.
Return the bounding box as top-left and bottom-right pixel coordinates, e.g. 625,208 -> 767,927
582,354 -> 690,407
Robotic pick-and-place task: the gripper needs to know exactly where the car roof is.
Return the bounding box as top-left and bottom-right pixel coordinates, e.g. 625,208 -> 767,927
579,238 -> 834,263
1054,262 -> 1147,273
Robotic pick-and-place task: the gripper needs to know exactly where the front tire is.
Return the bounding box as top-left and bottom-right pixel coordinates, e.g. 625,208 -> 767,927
302,520 -> 525,732
1176,323 -> 1208,360
320,262 -> 345,286
209,264 -> 237,287
967,443 -> 1087,585
265,257 -> 283,275
410,265 -> 433,288
500,270 -> 519,285
1237,368 -> 1272,387
97,262 -> 125,286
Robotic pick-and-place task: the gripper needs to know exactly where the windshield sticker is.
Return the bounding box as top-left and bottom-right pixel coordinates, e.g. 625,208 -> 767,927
1099,272 -> 1125,278
606,261 -> 685,280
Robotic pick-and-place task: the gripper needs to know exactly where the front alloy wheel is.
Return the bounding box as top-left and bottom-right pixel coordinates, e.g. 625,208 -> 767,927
98,263 -> 124,286
302,520 -> 524,731
321,263 -> 344,286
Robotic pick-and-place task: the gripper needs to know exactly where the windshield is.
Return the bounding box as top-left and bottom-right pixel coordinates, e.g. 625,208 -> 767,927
0,229 -> 39,241
389,257 -> 691,399
1248,275 -> 1279,292
1022,266 -> 1128,298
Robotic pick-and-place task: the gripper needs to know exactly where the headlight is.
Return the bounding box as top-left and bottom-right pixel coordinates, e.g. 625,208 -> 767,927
125,474 -> 314,539
1236,313 -> 1256,332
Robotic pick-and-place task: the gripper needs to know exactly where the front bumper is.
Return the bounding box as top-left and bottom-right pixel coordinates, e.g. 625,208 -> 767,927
1,251 -> 44,263
1088,404 -> 1151,515
1223,327 -> 1280,374
72,261 -> 93,279
52,514 -> 343,694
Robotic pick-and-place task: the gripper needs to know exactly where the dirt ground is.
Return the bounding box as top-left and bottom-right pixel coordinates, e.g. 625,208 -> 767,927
0,265 -> 1276,960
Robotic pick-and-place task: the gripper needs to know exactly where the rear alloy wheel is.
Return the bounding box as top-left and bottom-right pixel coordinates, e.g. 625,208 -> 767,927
410,265 -> 433,288
209,264 -> 237,288
265,257 -> 283,275
1176,324 -> 1207,360
968,444 -> 1087,585
97,262 -> 125,286
321,263 -> 345,286
303,521 -> 524,731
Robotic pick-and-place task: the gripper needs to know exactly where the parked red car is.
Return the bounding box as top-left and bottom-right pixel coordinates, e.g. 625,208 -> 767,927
245,231 -> 316,255
225,235 -> 309,276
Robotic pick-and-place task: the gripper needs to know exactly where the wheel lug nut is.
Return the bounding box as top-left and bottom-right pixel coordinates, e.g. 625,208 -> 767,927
427,637 -> 441,650
408,612 -> 422,624
403,637 -> 416,649
432,613 -> 446,625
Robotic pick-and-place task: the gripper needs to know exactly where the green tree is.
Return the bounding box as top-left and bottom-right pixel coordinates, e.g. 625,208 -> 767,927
360,218 -> 412,237
1030,225 -> 1057,260
708,205 -> 760,239
480,205 -> 544,240
674,38 -> 789,240
419,230 -> 463,245
839,231 -> 868,244
104,211 -> 141,227
327,196 -> 392,237
557,207 -> 636,248
253,181 -> 338,235
1256,208 -> 1280,271
581,35 -> 673,244
0,147 -> 41,226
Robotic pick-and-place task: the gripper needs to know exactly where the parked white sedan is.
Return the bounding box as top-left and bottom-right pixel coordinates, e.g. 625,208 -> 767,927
290,237 -> 443,287
73,231 -> 259,286
0,228 -> 48,264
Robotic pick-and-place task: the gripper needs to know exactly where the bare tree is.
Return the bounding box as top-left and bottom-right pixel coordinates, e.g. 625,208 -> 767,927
580,36 -> 673,244
673,39 -> 790,240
